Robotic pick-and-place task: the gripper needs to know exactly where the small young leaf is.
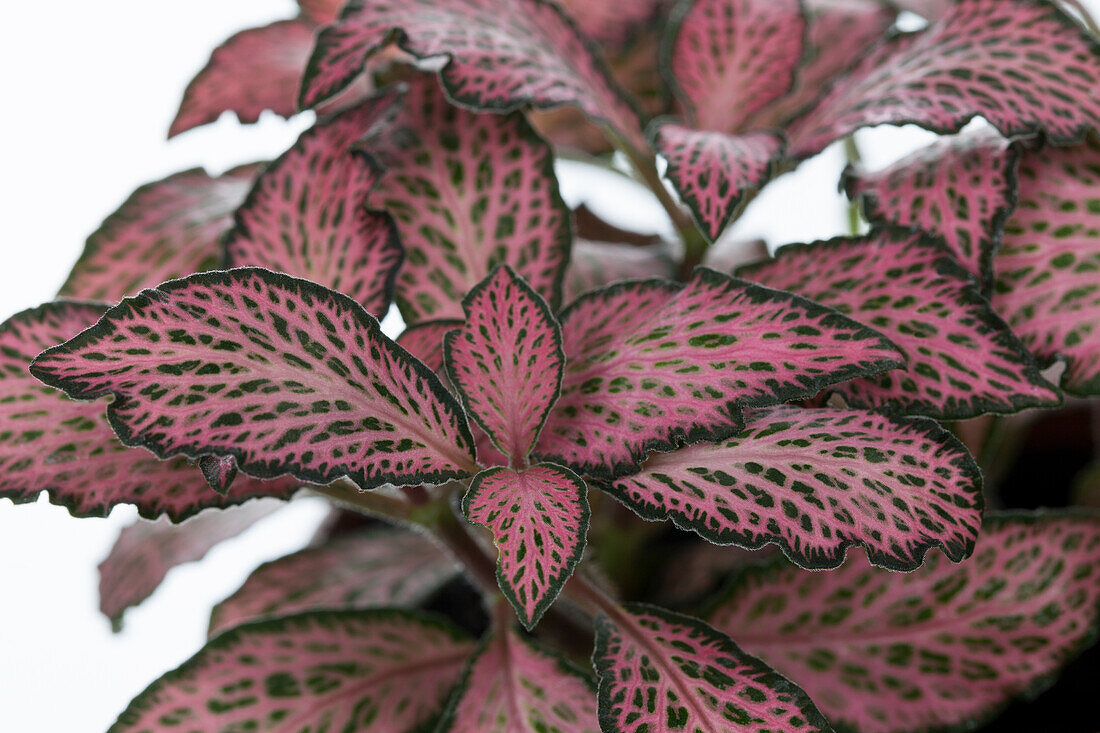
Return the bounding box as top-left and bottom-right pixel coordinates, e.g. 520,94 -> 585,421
610,405 -> 983,571
593,603 -> 830,733
535,268 -> 904,478
168,20 -> 317,138
844,129 -> 1020,286
706,512 -> 1100,733
359,76 -> 572,321
992,138 -> 1100,395
652,126 -> 784,240
301,0 -> 648,151
100,502 -> 284,628
109,609 -> 475,733
0,302 -> 299,521
438,624 -> 599,732
463,464 -> 589,628
225,99 -> 404,316
787,0 -> 1100,157
199,455 -> 238,493
445,267 -> 564,466
563,239 -> 676,304
59,165 -> 259,302
738,231 -> 1062,419
31,269 -> 477,491
209,527 -> 457,635
397,320 -> 463,374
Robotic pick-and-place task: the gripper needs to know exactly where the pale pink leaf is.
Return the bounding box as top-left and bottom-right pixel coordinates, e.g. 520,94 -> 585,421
563,239 -> 676,304
611,405 -> 983,571
992,137 -> 1100,395
557,0 -> 667,46
535,268 -> 904,478
298,0 -> 345,25
738,230 -> 1062,419
225,100 -> 404,316
444,267 -> 563,465
463,464 -> 589,628
0,302 -> 299,521
59,165 -> 259,302
209,527 -> 457,635
593,603 -> 830,732
707,512 -> 1100,733
31,269 -> 477,491
397,319 -> 462,374
787,0 -> 1100,157
109,609 -> 474,733
100,501 -> 284,628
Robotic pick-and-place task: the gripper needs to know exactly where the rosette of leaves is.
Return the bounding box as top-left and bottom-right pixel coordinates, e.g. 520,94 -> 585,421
7,0 -> 1100,730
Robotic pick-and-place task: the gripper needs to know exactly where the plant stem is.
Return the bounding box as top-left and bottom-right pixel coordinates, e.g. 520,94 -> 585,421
429,499 -> 502,596
843,135 -> 864,236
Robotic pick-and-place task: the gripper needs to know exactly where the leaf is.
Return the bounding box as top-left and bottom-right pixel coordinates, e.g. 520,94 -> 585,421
225,99 -> 404,316
30,269 -> 477,491
209,527 -> 457,635
397,320 -> 462,374
444,267 -> 563,466
535,267 -> 904,478
199,455 -> 238,493
0,302 -> 299,521
992,138 -> 1100,395
610,405 -> 983,571
358,76 -> 572,322
706,511 -> 1100,733
109,609 -> 475,733
593,603 -> 831,733
100,501 -> 284,628
737,230 -> 1062,419
463,464 -> 589,628
557,0 -> 667,46
564,239 -> 677,304
653,126 -> 784,240
168,19 -> 317,138
844,128 -> 1020,286
300,0 -> 648,152
438,624 -> 599,732
786,0 -> 1100,157
59,165 -> 260,302
298,0 -> 345,25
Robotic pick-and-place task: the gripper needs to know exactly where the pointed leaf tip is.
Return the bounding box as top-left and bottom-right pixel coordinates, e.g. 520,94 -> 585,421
199,455 -> 238,494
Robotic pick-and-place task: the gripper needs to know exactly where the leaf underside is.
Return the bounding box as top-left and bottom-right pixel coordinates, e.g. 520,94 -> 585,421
0,302 -> 299,521
225,98 -> 404,316
463,464 -> 589,628
59,165 -> 260,303
30,269 -> 476,491
557,0 -> 666,46
992,137 -> 1100,395
109,610 -> 475,733
738,230 -> 1061,419
707,512 -> 1100,733
563,239 -> 677,305
209,527 -> 457,635
593,603 -> 830,732
535,267 -> 904,478
787,0 -> 1100,157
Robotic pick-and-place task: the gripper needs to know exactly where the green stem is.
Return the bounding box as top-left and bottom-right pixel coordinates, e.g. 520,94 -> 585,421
843,135 -> 864,236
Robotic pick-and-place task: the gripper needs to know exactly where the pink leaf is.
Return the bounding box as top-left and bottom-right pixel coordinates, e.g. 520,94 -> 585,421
298,0 -> 346,25
653,126 -> 784,240
535,268 -> 904,478
610,405 -> 983,570
100,502 -> 284,628
787,0 -> 1100,157
359,76 -> 572,322
563,239 -> 676,304
209,527 -> 457,635
31,269 -> 477,491
463,464 -> 589,628
738,230 -> 1062,419
0,302 -> 299,521
300,0 -> 647,152
667,0 -> 805,132
706,512 -> 1100,733
109,610 -> 475,733
168,20 -> 317,138
844,129 -> 1020,285
397,319 -> 462,374
439,624 -> 599,732
225,100 -> 404,316
199,455 -> 238,493
444,267 -> 563,466
557,0 -> 667,46
59,165 -> 259,302
992,138 -> 1100,395
593,603 -> 830,732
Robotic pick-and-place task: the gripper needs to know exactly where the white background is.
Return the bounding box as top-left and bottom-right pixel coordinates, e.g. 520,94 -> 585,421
1,2 -> 1096,730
